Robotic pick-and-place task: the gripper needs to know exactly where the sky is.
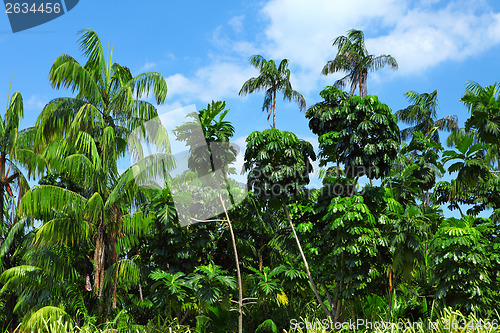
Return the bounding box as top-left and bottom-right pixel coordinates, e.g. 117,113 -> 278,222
2,0 -> 500,217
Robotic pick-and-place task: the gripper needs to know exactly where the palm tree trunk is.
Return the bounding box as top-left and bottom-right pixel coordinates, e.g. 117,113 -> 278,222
218,189 -> 243,333
272,90 -> 277,128
283,202 -> 332,319
0,154 -> 5,228
359,74 -> 363,97
364,72 -> 367,97
94,223 -> 106,299
111,212 -> 120,309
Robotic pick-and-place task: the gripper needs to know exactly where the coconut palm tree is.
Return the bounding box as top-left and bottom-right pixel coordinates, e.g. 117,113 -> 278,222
13,29 -> 170,320
396,90 -> 458,142
174,101 -> 244,333
461,81 -> 500,169
36,28 -> 168,155
322,29 -> 398,97
18,127 -> 151,317
0,86 -> 33,265
239,55 -> 305,128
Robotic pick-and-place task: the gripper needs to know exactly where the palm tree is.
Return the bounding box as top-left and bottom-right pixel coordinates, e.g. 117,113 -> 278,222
15,29 -> 169,319
0,85 -> 32,260
396,90 -> 458,142
239,55 -> 305,128
174,101 -> 244,333
19,127 -> 151,316
36,28 -> 168,153
322,29 -> 398,97
461,81 -> 500,168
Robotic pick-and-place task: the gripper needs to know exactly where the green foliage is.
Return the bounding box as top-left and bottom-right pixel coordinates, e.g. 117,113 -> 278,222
255,319 -> 278,333
322,29 -> 398,97
191,264 -> 236,307
396,90 -> 458,142
244,128 -> 316,201
432,216 -> 498,313
4,27 -> 500,333
319,195 -> 382,300
462,82 -> 500,145
239,55 -> 305,128
309,87 -> 399,179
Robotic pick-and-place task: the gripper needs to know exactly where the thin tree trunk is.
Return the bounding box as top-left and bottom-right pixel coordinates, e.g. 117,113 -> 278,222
94,223 -> 106,299
322,283 -> 335,317
283,202 -> 332,319
138,281 -> 143,302
218,189 -> 243,333
359,75 -> 363,97
387,269 -> 394,321
349,176 -> 359,198
273,91 -> 276,128
333,280 -> 342,324
332,282 -> 339,321
111,212 -> 120,309
363,72 -> 367,97
0,154 -> 5,229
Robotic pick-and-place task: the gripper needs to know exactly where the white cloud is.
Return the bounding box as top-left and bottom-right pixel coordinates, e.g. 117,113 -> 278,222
259,0 -> 500,90
165,62 -> 257,104
367,1 -> 500,75
25,95 -> 46,110
230,135 -> 248,184
228,15 -> 245,33
139,61 -> 157,72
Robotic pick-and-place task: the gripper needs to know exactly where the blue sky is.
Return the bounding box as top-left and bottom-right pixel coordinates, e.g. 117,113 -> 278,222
2,0 -> 500,217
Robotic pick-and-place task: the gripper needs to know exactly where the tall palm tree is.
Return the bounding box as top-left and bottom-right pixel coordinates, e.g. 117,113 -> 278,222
19,127 -> 150,316
0,86 -> 32,254
322,29 -> 398,97
239,55 -> 305,128
16,29 -> 169,318
396,90 -> 458,142
174,101 -> 244,333
36,29 -> 168,154
461,81 -> 500,169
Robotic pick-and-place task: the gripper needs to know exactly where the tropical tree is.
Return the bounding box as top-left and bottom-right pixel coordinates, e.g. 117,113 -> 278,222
243,129 -> 333,318
17,127 -> 152,318
322,29 -> 398,97
8,30 -> 169,323
36,28 -> 168,155
461,81 -> 500,168
174,101 -> 245,333
0,85 -> 33,274
432,216 -> 497,313
395,90 -> 458,142
239,55 -> 305,128
318,194 -> 382,321
309,89 -> 400,183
